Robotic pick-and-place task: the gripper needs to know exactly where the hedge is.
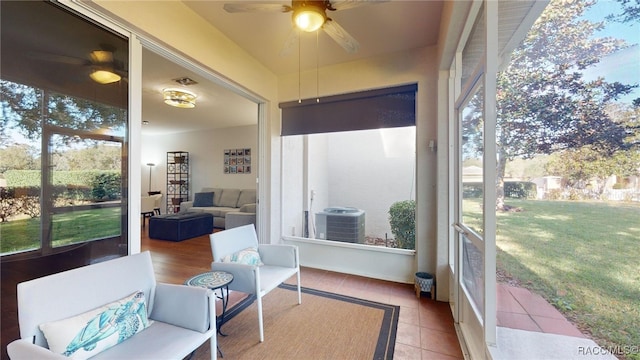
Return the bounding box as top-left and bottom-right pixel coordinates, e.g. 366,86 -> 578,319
462,181 -> 537,199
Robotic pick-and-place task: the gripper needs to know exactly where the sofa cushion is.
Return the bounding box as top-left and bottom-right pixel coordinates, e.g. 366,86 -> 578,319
201,187 -> 223,207
39,291 -> 150,359
222,247 -> 263,266
239,203 -> 256,213
192,192 -> 214,207
219,189 -> 241,208
237,189 -> 256,208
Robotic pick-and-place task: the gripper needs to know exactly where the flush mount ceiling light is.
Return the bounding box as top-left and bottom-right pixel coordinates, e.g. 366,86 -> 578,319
162,88 -> 197,109
292,1 -> 327,32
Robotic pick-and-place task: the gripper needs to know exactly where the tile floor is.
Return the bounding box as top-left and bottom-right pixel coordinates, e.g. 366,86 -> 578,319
285,267 -> 465,360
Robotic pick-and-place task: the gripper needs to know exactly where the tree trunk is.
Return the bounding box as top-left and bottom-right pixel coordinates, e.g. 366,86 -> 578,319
496,148 -> 508,211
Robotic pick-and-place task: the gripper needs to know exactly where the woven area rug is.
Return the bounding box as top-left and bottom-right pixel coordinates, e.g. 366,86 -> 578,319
195,284 -> 399,360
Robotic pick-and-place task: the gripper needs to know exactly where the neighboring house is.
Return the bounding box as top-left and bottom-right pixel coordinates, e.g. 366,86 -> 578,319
1,2 -> 552,359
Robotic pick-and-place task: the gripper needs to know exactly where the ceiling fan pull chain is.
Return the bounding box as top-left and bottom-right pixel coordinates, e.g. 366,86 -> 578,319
317,31 -> 322,103
298,29 -> 302,104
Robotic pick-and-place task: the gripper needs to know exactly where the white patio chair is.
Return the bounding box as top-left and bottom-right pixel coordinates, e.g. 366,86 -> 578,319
209,224 -> 301,342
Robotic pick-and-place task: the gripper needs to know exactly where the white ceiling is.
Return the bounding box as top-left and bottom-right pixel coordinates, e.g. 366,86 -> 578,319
141,48 -> 258,136
143,0 -> 443,135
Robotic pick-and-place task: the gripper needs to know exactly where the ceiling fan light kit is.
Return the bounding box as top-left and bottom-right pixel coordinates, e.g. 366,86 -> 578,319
293,4 -> 326,32
89,69 -> 121,84
163,88 -> 197,109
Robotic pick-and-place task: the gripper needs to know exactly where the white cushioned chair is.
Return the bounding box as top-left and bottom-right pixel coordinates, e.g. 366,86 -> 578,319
140,196 -> 156,227
7,251 -> 217,360
209,224 -> 301,342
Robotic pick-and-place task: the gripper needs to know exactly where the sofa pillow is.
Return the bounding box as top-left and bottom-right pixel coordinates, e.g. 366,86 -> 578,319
222,247 -> 263,266
201,187 -> 223,207
39,291 -> 150,359
193,192 -> 214,207
219,189 -> 241,208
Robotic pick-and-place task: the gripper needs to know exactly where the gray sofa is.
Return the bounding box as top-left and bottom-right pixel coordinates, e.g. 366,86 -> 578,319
7,251 -> 217,360
181,187 -> 256,229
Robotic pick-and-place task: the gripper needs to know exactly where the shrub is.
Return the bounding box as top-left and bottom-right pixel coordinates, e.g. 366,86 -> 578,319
504,181 -> 537,199
389,200 -> 416,250
90,173 -> 121,200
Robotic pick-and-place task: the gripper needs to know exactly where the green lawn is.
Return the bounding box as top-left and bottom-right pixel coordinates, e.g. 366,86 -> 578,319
495,199 -> 640,359
0,207 -> 121,254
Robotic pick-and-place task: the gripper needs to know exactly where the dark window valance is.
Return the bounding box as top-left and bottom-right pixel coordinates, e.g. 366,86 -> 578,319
279,84 -> 417,136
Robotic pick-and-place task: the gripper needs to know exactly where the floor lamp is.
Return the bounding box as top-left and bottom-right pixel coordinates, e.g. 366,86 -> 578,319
146,163 -> 155,193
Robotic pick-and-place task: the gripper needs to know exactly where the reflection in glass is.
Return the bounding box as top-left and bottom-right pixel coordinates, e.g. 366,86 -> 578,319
462,234 -> 485,314
49,135 -> 122,248
461,85 -> 484,235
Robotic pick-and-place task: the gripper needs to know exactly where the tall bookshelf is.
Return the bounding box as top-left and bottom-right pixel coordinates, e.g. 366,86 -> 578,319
166,151 -> 189,213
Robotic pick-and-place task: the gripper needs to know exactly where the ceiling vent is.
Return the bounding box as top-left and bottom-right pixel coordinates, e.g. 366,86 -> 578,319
173,77 -> 198,86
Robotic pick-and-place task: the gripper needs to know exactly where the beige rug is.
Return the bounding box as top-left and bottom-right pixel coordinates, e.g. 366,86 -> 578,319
194,284 -> 399,360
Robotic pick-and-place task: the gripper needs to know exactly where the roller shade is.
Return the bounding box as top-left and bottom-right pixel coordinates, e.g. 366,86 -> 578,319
279,84 -> 417,136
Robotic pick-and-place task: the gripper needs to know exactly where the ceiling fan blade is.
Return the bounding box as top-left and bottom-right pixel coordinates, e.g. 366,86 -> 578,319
223,3 -> 291,13
322,19 -> 359,53
279,28 -> 300,57
330,0 -> 388,11
28,52 -> 90,66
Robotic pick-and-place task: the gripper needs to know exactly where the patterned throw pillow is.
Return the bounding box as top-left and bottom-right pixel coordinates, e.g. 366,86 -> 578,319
39,291 -> 150,359
222,247 -> 263,266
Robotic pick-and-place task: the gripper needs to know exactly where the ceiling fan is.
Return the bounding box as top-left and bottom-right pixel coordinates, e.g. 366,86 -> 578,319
32,44 -> 128,84
223,0 -> 385,54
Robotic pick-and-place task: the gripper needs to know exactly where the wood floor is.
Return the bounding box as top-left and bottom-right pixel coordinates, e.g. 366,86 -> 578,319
142,229 -> 464,360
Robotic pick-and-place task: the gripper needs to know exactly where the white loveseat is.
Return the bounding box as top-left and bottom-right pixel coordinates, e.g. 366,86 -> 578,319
7,251 -> 217,360
180,187 -> 256,229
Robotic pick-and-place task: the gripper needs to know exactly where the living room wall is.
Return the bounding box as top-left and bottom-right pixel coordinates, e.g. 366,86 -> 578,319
141,124 -> 258,205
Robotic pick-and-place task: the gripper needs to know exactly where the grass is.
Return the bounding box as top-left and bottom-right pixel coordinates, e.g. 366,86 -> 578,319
493,199 -> 640,359
0,207 -> 121,254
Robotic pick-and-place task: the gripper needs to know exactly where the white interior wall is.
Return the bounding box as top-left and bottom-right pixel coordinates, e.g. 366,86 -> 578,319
141,125 -> 258,202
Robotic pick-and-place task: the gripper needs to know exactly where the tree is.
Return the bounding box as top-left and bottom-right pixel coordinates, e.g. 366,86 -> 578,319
606,0 -> 640,23
1,80 -> 126,144
0,144 -> 40,173
494,0 -> 638,210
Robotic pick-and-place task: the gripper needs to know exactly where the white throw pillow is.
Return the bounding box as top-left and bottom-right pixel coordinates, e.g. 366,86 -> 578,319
39,290 -> 150,359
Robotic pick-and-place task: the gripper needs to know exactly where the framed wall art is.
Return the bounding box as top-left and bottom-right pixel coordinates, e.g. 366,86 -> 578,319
224,148 -> 251,174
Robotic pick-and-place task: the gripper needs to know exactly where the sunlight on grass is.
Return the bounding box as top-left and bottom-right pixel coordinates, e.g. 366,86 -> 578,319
489,199 -> 639,355
1,208 -> 121,253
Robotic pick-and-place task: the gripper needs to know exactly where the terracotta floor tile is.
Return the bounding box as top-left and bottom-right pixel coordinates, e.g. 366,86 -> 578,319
497,311 -> 541,332
393,343 -> 422,360
419,308 -> 456,333
420,328 -> 463,358
396,322 -> 422,347
399,306 -> 420,326
532,315 -> 586,338
421,349 -> 464,360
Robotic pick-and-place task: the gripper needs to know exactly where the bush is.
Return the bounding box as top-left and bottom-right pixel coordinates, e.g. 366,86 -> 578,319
504,181 -> 537,199
90,173 -> 121,200
389,200 -> 415,250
